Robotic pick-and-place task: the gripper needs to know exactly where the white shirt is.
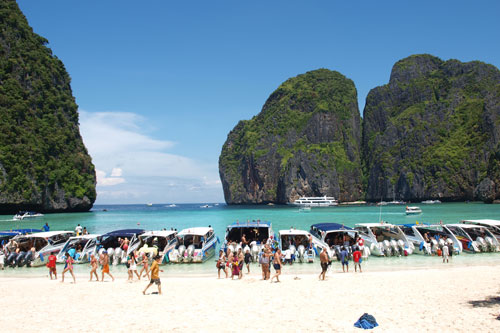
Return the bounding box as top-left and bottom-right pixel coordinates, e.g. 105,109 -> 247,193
285,249 -> 291,260
75,226 -> 83,233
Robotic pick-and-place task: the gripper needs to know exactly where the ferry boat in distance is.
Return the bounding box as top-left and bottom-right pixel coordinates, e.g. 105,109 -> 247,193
291,196 -> 339,207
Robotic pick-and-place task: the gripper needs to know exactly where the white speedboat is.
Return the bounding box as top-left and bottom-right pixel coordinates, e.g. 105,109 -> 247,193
399,224 -> 461,255
6,231 -> 74,267
291,196 -> 339,207
169,227 -> 217,263
279,229 -> 331,263
86,229 -> 145,265
222,221 -> 274,262
56,234 -> 101,263
13,211 -> 44,220
405,206 -> 422,215
446,224 -> 499,253
461,219 -> 500,242
298,207 -> 312,212
355,222 -> 414,256
135,230 -> 178,264
310,223 -> 367,259
421,200 -> 441,204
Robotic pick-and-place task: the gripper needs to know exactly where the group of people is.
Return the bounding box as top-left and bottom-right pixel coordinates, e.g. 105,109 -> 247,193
423,232 -> 453,263
217,247 -> 253,280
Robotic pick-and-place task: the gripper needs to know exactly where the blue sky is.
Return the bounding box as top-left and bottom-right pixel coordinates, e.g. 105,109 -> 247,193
17,0 -> 500,204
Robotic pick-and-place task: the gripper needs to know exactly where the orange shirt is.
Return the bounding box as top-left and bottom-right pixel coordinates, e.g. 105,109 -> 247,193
150,260 -> 160,279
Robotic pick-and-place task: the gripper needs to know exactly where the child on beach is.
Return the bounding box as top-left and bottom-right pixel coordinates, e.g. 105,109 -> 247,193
61,252 -> 75,284
353,246 -> 362,273
47,252 -> 57,279
143,255 -> 163,295
100,251 -> 114,282
89,254 -> 99,281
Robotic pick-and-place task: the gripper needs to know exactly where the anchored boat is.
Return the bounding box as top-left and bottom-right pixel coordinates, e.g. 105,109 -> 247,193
168,227 -> 217,263
355,222 -> 414,256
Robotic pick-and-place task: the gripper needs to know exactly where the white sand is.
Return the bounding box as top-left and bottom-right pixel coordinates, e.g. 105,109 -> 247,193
1,265 -> 500,332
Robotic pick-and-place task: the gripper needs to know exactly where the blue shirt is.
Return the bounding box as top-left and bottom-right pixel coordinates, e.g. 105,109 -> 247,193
43,225 -> 50,231
340,250 -> 348,263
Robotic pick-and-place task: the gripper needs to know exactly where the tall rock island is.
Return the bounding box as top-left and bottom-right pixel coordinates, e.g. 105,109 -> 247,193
219,69 -> 363,204
0,1 -> 96,213
362,54 -> 500,202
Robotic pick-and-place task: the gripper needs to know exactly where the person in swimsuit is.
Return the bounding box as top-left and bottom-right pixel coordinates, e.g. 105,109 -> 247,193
100,251 -> 114,282
47,251 -> 57,280
231,252 -> 240,280
139,253 -> 150,280
61,252 -> 76,284
89,254 -> 99,281
143,255 -> 163,295
129,251 -> 140,280
270,249 -> 283,283
217,250 -> 227,279
244,249 -> 251,274
319,247 -> 329,280
237,248 -> 244,279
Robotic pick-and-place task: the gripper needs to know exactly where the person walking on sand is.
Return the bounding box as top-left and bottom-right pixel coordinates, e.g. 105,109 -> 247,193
47,251 -> 57,280
340,246 -> 349,273
89,254 -> 99,281
128,251 -> 140,280
353,246 -> 362,273
139,253 -> 150,280
319,247 -> 329,280
100,251 -> 114,282
270,249 -> 283,283
143,255 -> 163,295
61,252 -> 76,284
244,248 -> 251,273
217,250 -> 227,279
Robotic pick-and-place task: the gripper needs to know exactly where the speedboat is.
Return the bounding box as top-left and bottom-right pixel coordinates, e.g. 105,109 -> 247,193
87,229 -> 145,265
13,211 -> 44,220
169,227 -> 217,263
405,206 -> 422,215
135,230 -> 178,264
421,200 -> 441,204
222,220 -> 274,262
446,224 -> 500,253
56,234 -> 101,263
0,229 -> 41,244
399,224 -> 461,255
291,196 -> 339,207
298,207 -> 312,212
355,222 -> 414,256
279,229 -> 331,263
6,231 -> 74,267
310,223 -> 367,259
461,219 -> 500,242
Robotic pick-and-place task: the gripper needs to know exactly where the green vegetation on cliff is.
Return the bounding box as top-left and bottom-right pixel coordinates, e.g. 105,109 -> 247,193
0,1 -> 96,212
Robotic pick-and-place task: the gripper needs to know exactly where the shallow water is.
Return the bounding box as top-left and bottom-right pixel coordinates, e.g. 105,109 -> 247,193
1,202 -> 499,276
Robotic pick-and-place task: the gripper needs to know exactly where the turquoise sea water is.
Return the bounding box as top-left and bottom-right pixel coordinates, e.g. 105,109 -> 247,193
1,202 -> 500,276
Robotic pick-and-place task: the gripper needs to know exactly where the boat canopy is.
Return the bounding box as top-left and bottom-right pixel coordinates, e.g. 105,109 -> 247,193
461,219 -> 500,227
311,223 -> 354,232
227,221 -> 271,228
279,229 -> 310,236
101,229 -> 145,238
140,230 -> 177,238
399,223 -> 430,228
178,227 -> 213,236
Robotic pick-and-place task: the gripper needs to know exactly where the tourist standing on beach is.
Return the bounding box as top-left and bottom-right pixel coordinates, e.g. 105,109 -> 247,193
231,252 -> 240,280
340,246 -> 349,272
46,252 -> 57,280
61,252 -> 76,283
128,251 -> 140,281
270,249 -> 283,283
238,248 -> 244,279
319,247 -> 328,280
244,249 -> 251,273
353,246 -> 362,273
217,250 -> 227,279
442,243 -> 449,263
139,253 -> 150,280
89,254 -> 99,281
143,255 -> 163,295
100,251 -> 114,282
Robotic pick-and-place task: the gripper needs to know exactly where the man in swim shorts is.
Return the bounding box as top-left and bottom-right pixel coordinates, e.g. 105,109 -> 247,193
143,255 -> 163,295
319,247 -> 329,280
340,246 -> 349,273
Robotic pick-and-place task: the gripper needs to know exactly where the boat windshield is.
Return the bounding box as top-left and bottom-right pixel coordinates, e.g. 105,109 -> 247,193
462,227 -> 492,239
446,226 -> 470,239
176,234 -> 205,248
226,227 -> 269,244
370,226 -> 401,242
416,227 -> 448,240
140,235 -> 174,250
15,237 -> 48,252
325,231 -> 356,247
280,234 -> 309,250
399,226 -> 417,237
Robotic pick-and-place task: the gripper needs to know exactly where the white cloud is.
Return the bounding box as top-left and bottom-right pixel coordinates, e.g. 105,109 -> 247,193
79,110 -> 223,204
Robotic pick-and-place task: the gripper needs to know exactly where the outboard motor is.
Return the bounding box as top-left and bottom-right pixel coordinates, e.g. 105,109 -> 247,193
397,240 -> 406,255
297,245 -> 306,262
438,239 -> 445,248
390,240 -> 400,256
15,251 -> 26,267
251,244 -> 259,262
107,248 -> 115,264
333,245 -> 342,261
6,252 -> 17,266
382,240 -> 391,256
476,237 -> 487,252
178,245 -> 186,260
470,241 -> 480,252
430,239 -> 438,253
114,247 -> 123,264
362,246 -> 371,259
186,244 -> 195,260
484,236 -> 495,252
169,249 -> 179,262
23,250 -> 34,267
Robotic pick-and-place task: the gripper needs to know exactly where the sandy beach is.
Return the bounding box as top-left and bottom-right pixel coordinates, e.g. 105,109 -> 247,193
1,264 -> 499,332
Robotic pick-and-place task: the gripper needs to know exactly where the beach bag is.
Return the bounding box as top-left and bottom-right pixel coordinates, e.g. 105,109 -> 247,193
354,313 -> 378,329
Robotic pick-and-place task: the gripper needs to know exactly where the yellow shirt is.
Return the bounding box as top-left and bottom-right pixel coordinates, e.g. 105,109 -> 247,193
150,260 -> 160,279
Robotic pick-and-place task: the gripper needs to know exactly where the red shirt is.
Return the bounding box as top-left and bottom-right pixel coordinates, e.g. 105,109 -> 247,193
353,251 -> 361,263
47,255 -> 57,268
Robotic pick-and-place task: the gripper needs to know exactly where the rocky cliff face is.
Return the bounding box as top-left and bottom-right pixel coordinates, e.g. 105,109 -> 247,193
0,1 -> 96,213
362,54 -> 500,202
219,69 -> 363,204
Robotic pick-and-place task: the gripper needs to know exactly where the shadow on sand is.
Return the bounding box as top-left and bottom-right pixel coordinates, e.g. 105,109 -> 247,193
468,294 -> 500,308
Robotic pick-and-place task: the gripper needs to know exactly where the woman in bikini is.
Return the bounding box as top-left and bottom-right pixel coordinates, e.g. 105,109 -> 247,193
61,252 -> 76,284
128,251 -> 140,281
89,254 -> 99,281
217,250 -> 227,279
139,253 -> 150,280
270,249 -> 283,283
